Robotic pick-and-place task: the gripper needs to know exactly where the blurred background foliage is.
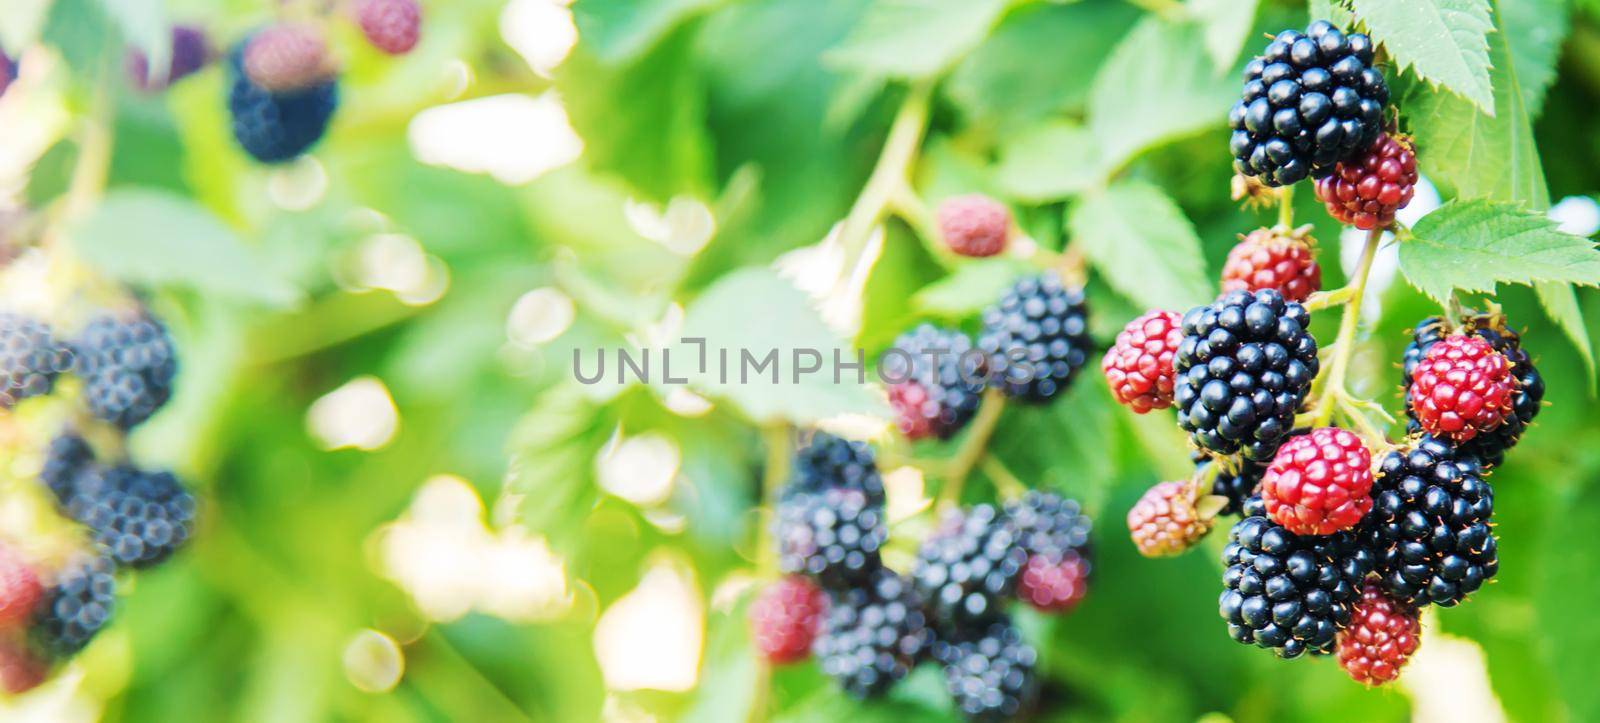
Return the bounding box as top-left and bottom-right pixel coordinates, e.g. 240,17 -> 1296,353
0,0 -> 1598,720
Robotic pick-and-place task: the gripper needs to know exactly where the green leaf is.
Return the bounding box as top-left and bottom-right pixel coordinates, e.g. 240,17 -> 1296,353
945,0 -> 1140,130
994,121 -> 1103,202
1307,0 -> 1356,27
1399,199 -> 1600,303
571,0 -> 721,61
1189,0 -> 1260,70
824,0 -> 1009,79
1350,0 -> 1496,113
1086,16 -> 1240,174
911,257 -> 1033,318
1499,0 -> 1569,114
670,268 -> 887,425
68,189 -> 302,307
1534,280 -> 1596,389
1067,180 -> 1213,312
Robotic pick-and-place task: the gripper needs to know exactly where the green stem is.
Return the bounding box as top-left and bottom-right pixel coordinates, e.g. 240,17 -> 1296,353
980,455 -> 1027,501
1277,183 -> 1295,228
887,184 -> 960,270
837,82 -> 933,264
940,389 -> 1007,507
1311,227 -> 1383,427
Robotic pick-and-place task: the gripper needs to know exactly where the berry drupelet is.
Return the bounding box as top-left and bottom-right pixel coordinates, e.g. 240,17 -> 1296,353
813,569 -> 932,699
1173,289 -> 1319,462
979,272 -> 1091,403
1367,437 -> 1497,607
1102,310 -> 1184,413
1229,21 -> 1389,186
884,325 -> 987,440
1219,227 -> 1322,304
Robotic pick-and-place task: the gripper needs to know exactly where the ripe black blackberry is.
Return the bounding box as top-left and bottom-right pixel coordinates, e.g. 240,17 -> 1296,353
776,488 -> 886,589
1005,490 -> 1092,564
40,432 -> 94,504
1174,289 -> 1318,462
1402,316 -> 1543,468
74,313 -> 178,429
1229,20 -> 1389,185
1200,456 -> 1266,517
932,620 -> 1038,721
1219,497 -> 1371,659
32,555 -> 116,656
0,313 -> 72,408
978,272 -> 1090,403
884,324 -> 986,440
782,432 -> 884,507
66,465 -> 197,569
227,40 -> 339,163
1367,437 -> 1497,607
912,504 -> 1026,632
813,569 -> 932,699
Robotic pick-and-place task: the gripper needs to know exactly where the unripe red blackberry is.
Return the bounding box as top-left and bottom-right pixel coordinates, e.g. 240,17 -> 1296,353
355,0 -> 422,55
1336,581 -> 1420,685
127,24 -> 212,92
1016,549 -> 1088,613
243,23 -> 336,92
1261,427 -> 1374,535
1102,310 -> 1183,413
1402,316 -> 1543,467
0,544 -> 42,630
749,575 -> 827,664
1219,227 -> 1322,304
883,324 -> 986,440
1006,491 -> 1092,611
1127,480 -> 1213,557
1315,133 -> 1417,230
1408,335 -> 1517,444
937,195 -> 1010,258
1229,21 -> 1389,185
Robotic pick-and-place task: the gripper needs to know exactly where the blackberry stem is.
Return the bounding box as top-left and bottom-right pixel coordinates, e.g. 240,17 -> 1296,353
887,184 -> 960,270
979,454 -> 1027,501
836,81 -> 932,267
939,388 -> 1007,507
1311,227 -> 1383,427
1277,183 -> 1295,228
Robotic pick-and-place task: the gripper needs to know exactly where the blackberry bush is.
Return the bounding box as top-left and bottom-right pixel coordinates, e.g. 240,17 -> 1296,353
912,504 -> 1025,632
813,569 -> 932,699
75,312 -> 179,429
884,324 -> 986,440
978,272 -> 1090,403
1367,437 -> 1497,607
1228,21 -> 1388,185
1219,497 -> 1371,659
1173,289 -> 1318,462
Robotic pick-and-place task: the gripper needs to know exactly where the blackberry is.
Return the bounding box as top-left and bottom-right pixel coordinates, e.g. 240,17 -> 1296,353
782,432 -> 884,507
932,620 -> 1038,721
1315,133 -> 1419,230
1219,497 -> 1371,659
1203,457 -> 1266,517
355,0 -> 423,56
775,488 -> 885,589
67,464 -> 197,569
0,543 -> 42,630
32,555 -> 116,656
813,569 -> 932,699
1005,490 -> 1092,565
228,41 -> 339,164
1174,289 -> 1318,462
912,504 -> 1026,632
40,432 -> 94,504
1016,551 -> 1088,614
978,272 -> 1090,403
0,313 -> 72,409
1403,317 -> 1543,467
1407,335 -> 1515,444
1229,21 -> 1389,186
884,324 -> 986,440
937,195 -> 1011,258
1260,427 -> 1374,536
74,313 -> 178,429
1219,226 -> 1322,304
127,24 -> 212,92
1367,437 -> 1497,607
749,575 -> 828,664
1336,581 -> 1421,686
243,23 -> 335,92
1127,480 -> 1213,558
1102,309 -> 1184,413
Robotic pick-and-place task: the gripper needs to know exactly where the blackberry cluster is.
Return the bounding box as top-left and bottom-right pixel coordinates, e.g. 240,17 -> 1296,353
933,622 -> 1038,721
0,313 -> 72,409
1366,438 -> 1497,607
1219,497 -> 1371,659
813,569 -> 932,699
1173,289 -> 1318,462
1229,21 -> 1389,185
979,272 -> 1091,403
1403,316 -> 1544,467
67,465 -> 198,569
784,432 -> 885,507
885,325 -> 987,440
776,488 -> 885,589
32,555 -> 116,657
228,40 -> 339,164
912,505 -> 1026,631
75,313 -> 178,429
